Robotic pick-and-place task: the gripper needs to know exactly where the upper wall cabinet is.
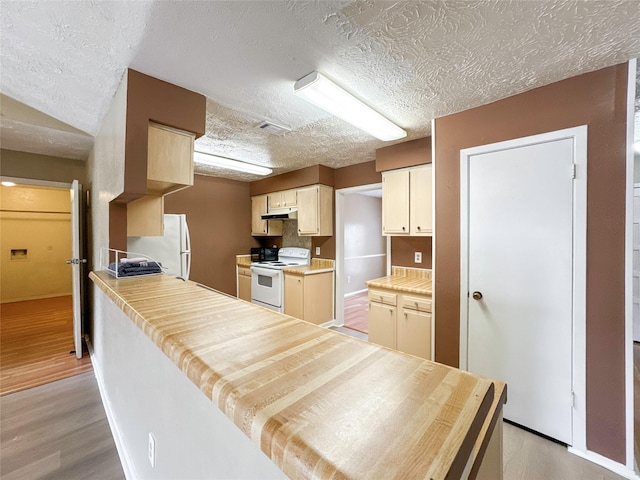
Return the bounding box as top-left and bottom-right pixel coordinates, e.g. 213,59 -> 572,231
382,164 -> 432,236
252,194 -> 283,237
268,189 -> 297,210
147,122 -> 195,196
297,185 -> 333,236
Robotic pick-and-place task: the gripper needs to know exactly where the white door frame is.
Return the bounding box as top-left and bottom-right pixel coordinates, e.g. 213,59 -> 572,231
624,58 -> 638,476
459,126 -> 588,455
335,183 -> 390,327
1,175 -> 84,358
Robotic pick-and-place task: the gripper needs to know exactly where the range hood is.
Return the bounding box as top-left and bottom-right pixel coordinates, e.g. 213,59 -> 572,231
261,207 -> 298,220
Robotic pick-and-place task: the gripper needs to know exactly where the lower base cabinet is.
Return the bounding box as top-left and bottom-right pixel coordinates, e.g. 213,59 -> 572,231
368,288 -> 432,359
284,272 -> 333,325
237,266 -> 251,302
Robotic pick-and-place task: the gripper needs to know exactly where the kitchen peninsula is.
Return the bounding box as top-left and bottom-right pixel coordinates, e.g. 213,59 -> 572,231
90,271 -> 505,479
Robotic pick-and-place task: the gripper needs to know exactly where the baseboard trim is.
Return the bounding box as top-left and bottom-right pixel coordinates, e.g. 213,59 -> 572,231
86,335 -> 136,480
344,289 -> 368,298
320,319 -> 339,328
568,446 -> 639,479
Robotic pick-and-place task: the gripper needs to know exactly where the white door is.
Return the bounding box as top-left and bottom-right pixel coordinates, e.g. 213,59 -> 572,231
463,135 -> 577,445
633,186 -> 640,342
68,180 -> 84,359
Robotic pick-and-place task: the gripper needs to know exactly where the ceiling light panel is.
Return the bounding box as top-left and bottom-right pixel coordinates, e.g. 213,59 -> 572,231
294,71 -> 407,142
193,151 -> 272,176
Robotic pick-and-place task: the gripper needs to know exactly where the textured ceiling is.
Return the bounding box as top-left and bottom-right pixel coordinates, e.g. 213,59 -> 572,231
1,0 -> 640,181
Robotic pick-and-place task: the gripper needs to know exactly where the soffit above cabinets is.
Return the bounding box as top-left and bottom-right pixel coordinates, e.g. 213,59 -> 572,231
1,1 -> 640,180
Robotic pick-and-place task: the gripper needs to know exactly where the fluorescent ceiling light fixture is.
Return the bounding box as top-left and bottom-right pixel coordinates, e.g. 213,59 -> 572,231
1,181 -> 16,187
194,151 -> 272,176
294,71 -> 407,142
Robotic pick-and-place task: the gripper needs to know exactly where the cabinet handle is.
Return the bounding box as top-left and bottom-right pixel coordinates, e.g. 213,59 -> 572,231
417,226 -> 421,230
404,312 -> 408,319
298,228 -> 301,233
389,309 -> 393,315
298,279 -> 301,284
402,226 -> 406,231
472,291 -> 483,300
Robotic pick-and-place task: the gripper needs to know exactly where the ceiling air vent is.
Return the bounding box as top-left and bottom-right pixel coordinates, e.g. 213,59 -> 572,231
256,121 -> 291,136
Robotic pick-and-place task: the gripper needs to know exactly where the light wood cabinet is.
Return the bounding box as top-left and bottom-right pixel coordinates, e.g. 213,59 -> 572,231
237,266 -> 251,302
126,123 -> 196,237
368,287 -> 431,359
382,164 -> 432,236
382,169 -> 409,234
268,189 -> 297,209
409,165 -> 432,235
368,298 -> 396,349
127,194 -> 164,237
284,271 -> 333,325
147,123 -> 195,195
251,195 -> 283,236
297,185 -> 333,236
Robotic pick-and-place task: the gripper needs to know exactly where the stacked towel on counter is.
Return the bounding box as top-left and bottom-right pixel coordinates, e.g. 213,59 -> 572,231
108,260 -> 163,277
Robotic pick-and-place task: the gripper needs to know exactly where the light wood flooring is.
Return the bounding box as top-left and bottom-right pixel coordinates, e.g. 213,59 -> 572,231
343,291 -> 369,334
0,371 -> 124,480
1,296 -> 92,396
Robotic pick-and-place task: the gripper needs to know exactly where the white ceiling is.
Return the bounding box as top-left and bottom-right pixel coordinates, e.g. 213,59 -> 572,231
1,1 -> 640,181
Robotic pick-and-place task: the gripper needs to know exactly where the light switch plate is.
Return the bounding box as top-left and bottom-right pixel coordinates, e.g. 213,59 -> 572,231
415,252 -> 422,263
315,247 -> 320,255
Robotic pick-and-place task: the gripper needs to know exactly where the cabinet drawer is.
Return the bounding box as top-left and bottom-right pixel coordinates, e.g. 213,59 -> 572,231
401,294 -> 431,312
368,289 -> 397,306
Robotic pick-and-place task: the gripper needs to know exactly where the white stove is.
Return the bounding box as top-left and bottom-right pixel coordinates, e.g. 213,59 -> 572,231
250,247 -> 310,312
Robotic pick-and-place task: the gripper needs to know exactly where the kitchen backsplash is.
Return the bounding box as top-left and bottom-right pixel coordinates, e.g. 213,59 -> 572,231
282,220 -> 312,250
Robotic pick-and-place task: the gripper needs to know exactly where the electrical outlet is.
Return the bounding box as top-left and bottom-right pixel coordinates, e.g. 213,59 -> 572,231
148,433 -> 156,467
347,276 -> 351,283
315,247 -> 320,256
415,252 -> 422,263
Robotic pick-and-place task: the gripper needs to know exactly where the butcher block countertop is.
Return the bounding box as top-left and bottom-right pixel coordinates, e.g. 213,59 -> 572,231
236,254 -> 252,267
283,258 -> 335,276
366,266 -> 432,296
90,270 -> 502,480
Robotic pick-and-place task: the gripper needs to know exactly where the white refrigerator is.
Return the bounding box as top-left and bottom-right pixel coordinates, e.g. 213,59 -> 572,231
127,214 -> 191,280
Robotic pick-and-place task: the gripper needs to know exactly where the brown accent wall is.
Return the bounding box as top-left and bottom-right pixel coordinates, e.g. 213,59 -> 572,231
434,64 -> 629,462
250,165 -> 335,196
334,161 -> 381,190
391,237 -> 432,268
117,69 -> 206,204
376,136 -> 431,172
164,175 -> 259,295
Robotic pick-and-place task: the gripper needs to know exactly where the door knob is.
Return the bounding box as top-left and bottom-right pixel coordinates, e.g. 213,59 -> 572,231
472,291 -> 483,300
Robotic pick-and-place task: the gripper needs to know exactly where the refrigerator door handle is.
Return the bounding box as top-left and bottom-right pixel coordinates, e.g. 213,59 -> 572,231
184,218 -> 192,280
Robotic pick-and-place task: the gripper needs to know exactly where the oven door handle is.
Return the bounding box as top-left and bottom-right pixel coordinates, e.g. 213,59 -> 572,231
251,266 -> 281,278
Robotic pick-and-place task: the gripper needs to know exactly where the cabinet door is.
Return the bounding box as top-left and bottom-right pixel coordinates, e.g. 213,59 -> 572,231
382,169 -> 409,235
252,195 -> 268,236
303,272 -> 333,325
397,309 -> 431,359
368,301 -> 396,349
268,192 -> 283,210
147,123 -> 195,195
237,268 -> 251,301
297,186 -> 319,235
127,194 -> 164,237
410,165 -> 433,236
284,275 -> 304,319
281,189 -> 297,207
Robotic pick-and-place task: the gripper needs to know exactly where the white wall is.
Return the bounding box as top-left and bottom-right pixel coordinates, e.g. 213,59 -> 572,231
343,193 -> 386,295
92,285 -> 287,479
86,72 -> 127,272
